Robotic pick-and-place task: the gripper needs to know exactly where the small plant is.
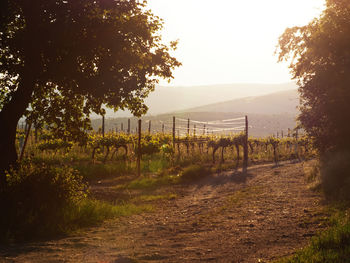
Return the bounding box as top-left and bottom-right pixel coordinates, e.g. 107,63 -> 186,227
181,164 -> 210,182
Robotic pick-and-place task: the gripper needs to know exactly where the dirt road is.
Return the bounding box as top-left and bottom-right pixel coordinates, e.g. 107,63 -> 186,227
0,161 -> 326,263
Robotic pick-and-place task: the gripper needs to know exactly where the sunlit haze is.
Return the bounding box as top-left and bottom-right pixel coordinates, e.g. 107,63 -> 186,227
147,0 -> 326,86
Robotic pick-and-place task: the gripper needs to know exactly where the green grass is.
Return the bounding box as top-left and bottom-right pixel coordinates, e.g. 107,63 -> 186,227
62,199 -> 153,229
275,210 -> 350,263
181,164 -> 211,182
132,193 -> 177,202
123,174 -> 181,190
74,162 -> 133,181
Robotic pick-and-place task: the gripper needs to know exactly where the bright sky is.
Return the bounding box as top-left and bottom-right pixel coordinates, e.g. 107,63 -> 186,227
147,0 -> 326,86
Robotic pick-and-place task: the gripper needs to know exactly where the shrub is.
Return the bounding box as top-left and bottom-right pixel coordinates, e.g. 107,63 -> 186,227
321,151 -> 350,201
0,162 -> 87,241
181,164 -> 210,182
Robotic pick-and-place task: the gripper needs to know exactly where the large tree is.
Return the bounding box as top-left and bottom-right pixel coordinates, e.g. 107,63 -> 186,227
0,0 -> 180,184
277,0 -> 350,155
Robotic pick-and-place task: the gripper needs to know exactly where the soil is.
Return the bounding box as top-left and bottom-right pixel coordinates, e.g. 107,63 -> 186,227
0,161 -> 327,263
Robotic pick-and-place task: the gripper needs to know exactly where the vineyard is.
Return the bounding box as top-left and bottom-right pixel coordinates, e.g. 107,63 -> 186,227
17,116 -> 313,180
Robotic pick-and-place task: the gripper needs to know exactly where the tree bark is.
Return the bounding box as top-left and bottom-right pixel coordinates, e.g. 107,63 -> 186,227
0,3 -> 40,187
0,72 -> 36,184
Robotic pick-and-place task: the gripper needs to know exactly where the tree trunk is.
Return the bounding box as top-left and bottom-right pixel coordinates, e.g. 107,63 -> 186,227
0,71 -> 36,187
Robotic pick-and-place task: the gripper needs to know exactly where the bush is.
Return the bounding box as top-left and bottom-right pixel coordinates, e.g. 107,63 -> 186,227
321,151 -> 350,201
181,164 -> 210,182
0,162 -> 87,242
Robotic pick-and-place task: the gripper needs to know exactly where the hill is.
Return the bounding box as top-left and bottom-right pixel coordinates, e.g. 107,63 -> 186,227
92,88 -> 300,137
96,82 -> 297,118
186,89 -> 299,115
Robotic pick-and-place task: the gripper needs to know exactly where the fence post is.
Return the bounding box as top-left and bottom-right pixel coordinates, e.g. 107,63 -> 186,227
127,119 -> 131,134
19,120 -> 32,161
187,118 -> 190,136
121,123 -> 124,132
102,114 -> 105,137
172,116 -> 175,149
203,124 -> 206,135
148,120 -> 151,134
137,119 -> 142,177
243,115 -> 248,173
162,123 -> 165,134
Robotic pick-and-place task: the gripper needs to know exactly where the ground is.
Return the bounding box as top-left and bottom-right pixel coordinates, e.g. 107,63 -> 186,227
0,161 -> 327,263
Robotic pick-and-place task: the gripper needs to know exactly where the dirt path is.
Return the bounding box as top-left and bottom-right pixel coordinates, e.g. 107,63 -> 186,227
0,161 -> 326,263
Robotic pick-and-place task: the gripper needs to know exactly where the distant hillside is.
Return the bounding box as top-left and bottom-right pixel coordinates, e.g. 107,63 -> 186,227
91,87 -> 302,137
97,82 -> 297,118
186,89 -> 299,115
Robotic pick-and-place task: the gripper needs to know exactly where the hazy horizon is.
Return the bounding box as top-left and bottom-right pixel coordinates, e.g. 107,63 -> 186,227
95,82 -> 298,118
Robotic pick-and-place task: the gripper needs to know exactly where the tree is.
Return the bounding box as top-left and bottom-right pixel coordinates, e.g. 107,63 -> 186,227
0,0 -> 181,185
277,0 -> 350,155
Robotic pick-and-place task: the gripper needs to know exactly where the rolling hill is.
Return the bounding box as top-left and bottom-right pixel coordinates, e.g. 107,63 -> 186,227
92,87 -> 301,137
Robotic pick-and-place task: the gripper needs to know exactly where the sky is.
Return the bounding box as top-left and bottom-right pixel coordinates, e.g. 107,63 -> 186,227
147,0 -> 326,86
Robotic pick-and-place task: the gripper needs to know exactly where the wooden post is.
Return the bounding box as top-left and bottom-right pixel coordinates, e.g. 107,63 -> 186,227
187,118 -> 190,136
277,131 -> 279,138
172,116 -> 175,148
19,120 -> 32,161
127,119 -> 131,134
121,123 -> 124,132
102,114 -> 105,137
137,119 -> 142,177
148,120 -> 151,134
203,124 -> 206,135
162,123 -> 165,134
243,115 -> 248,173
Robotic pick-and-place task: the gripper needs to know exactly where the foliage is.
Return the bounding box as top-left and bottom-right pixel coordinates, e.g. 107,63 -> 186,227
321,151 -> 350,201
277,0 -> 350,154
181,164 -> 211,182
0,162 -> 153,242
0,0 -> 181,178
37,139 -> 73,152
0,162 -> 87,241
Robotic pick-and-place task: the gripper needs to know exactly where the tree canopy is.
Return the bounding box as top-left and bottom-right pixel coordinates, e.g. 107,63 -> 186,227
277,0 -> 350,155
0,0 -> 181,180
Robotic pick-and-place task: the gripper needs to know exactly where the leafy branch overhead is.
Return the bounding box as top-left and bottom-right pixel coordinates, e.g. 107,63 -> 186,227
0,0 -> 181,179
277,0 -> 350,154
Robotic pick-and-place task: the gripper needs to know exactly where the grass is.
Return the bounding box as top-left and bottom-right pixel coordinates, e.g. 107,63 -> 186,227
275,159 -> 350,263
122,174 -> 181,190
275,209 -> 350,263
181,164 -> 211,182
62,199 -> 153,230
132,193 -> 177,202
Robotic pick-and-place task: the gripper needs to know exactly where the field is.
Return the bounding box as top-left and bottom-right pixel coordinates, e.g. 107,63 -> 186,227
4,126 -> 349,262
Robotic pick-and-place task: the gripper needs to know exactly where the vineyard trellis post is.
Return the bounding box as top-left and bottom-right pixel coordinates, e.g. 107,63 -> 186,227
127,119 -> 131,134
162,123 -> 165,134
203,124 -> 206,135
172,116 -> 175,149
102,114 -> 105,137
137,119 -> 142,177
19,120 -> 32,161
187,118 -> 190,136
243,115 -> 248,173
148,120 -> 151,134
